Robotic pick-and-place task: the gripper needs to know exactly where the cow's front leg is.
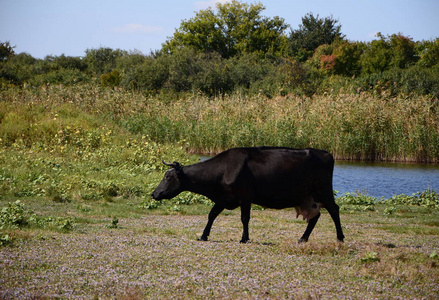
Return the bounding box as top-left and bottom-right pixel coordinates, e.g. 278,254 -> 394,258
240,202 -> 251,243
298,212 -> 320,243
199,203 -> 224,241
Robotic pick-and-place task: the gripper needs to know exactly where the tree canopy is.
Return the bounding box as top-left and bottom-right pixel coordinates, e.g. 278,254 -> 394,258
0,41 -> 15,61
162,0 -> 289,58
289,13 -> 344,61
1,1 -> 439,99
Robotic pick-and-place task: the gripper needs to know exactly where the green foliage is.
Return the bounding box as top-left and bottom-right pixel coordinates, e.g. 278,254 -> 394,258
386,65 -> 439,98
0,200 -> 30,229
1,7 -> 439,99
360,33 -> 417,75
360,34 -> 393,74
0,200 -> 74,231
0,41 -> 16,61
123,55 -> 169,92
335,189 -> 439,213
0,51 -> 89,86
289,13 -> 344,61
417,38 -> 439,67
0,53 -> 38,84
389,33 -> 417,68
84,47 -> 126,75
336,191 -> 376,211
139,199 -> 161,210
50,54 -> 87,70
309,41 -> 364,76
0,233 -> 12,246
106,217 -> 119,229
360,251 -> 380,263
383,206 -> 396,215
383,190 -> 439,208
162,0 -> 288,59
100,70 -> 121,88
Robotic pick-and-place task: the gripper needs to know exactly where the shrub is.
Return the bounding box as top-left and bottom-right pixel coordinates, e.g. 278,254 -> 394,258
100,70 -> 121,88
0,200 -> 75,231
383,190 -> 439,208
0,234 -> 12,246
0,200 -> 30,229
336,192 -> 376,211
123,56 -> 169,92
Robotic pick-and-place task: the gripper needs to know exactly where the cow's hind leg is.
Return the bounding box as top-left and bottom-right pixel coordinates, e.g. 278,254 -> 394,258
199,203 -> 224,241
239,201 -> 252,243
298,212 -> 320,243
326,202 -> 345,242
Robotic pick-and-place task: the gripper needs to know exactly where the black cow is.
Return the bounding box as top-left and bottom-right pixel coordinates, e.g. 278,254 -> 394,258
152,147 -> 345,243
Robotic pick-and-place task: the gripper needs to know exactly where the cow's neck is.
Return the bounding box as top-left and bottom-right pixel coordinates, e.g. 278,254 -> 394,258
182,164 -> 219,198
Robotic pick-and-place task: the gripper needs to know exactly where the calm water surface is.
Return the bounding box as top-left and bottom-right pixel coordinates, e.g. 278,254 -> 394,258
334,161 -> 439,198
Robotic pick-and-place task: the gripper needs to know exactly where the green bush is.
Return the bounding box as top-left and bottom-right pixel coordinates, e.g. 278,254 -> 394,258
0,200 -> 31,229
383,190 -> 439,208
0,200 -> 75,232
336,191 -> 376,211
100,70 -> 121,88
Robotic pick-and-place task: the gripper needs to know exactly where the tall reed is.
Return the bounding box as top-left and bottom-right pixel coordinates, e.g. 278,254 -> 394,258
1,85 -> 438,163
121,92 -> 439,162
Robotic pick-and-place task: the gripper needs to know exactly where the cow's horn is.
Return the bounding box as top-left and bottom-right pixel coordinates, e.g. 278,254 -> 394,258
162,160 -> 182,169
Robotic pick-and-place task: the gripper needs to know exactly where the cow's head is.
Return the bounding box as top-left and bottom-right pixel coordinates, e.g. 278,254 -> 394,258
152,161 -> 185,200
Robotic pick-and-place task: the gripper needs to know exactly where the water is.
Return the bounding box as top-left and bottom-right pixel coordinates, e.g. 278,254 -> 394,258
334,161 -> 439,199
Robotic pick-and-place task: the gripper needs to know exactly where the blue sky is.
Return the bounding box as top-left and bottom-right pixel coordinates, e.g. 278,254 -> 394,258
1,0 -> 438,58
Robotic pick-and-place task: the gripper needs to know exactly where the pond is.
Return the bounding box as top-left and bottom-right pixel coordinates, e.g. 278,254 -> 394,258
334,161 -> 439,199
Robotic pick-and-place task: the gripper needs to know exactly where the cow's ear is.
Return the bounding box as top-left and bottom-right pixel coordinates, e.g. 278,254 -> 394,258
173,162 -> 184,177
173,161 -> 182,171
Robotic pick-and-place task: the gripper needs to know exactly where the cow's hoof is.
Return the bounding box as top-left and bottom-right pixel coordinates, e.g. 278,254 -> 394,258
240,239 -> 250,244
198,236 -> 208,241
298,238 -> 308,243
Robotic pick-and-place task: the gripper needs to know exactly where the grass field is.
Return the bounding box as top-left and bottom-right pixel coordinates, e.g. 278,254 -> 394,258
1,198 -> 439,299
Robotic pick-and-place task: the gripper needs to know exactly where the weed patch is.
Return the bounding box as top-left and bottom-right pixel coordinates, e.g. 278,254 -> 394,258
0,200 -> 75,235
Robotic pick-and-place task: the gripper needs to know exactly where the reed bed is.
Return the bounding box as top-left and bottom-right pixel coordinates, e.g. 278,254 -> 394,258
128,92 -> 439,163
1,84 -> 438,162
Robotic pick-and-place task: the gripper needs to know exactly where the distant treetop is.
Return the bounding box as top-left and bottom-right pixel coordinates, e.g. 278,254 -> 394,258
162,0 -> 289,58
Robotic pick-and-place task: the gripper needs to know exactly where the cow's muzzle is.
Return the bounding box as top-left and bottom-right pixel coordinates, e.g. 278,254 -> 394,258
151,191 -> 162,200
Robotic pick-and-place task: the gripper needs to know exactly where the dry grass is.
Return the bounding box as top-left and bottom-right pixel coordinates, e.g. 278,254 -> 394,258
1,206 -> 438,299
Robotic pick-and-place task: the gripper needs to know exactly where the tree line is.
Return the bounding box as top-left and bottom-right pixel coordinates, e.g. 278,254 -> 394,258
1,0 -> 439,98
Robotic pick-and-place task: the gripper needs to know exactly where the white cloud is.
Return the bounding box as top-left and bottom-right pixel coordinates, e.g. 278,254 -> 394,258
112,24 -> 164,34
194,0 -> 232,10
